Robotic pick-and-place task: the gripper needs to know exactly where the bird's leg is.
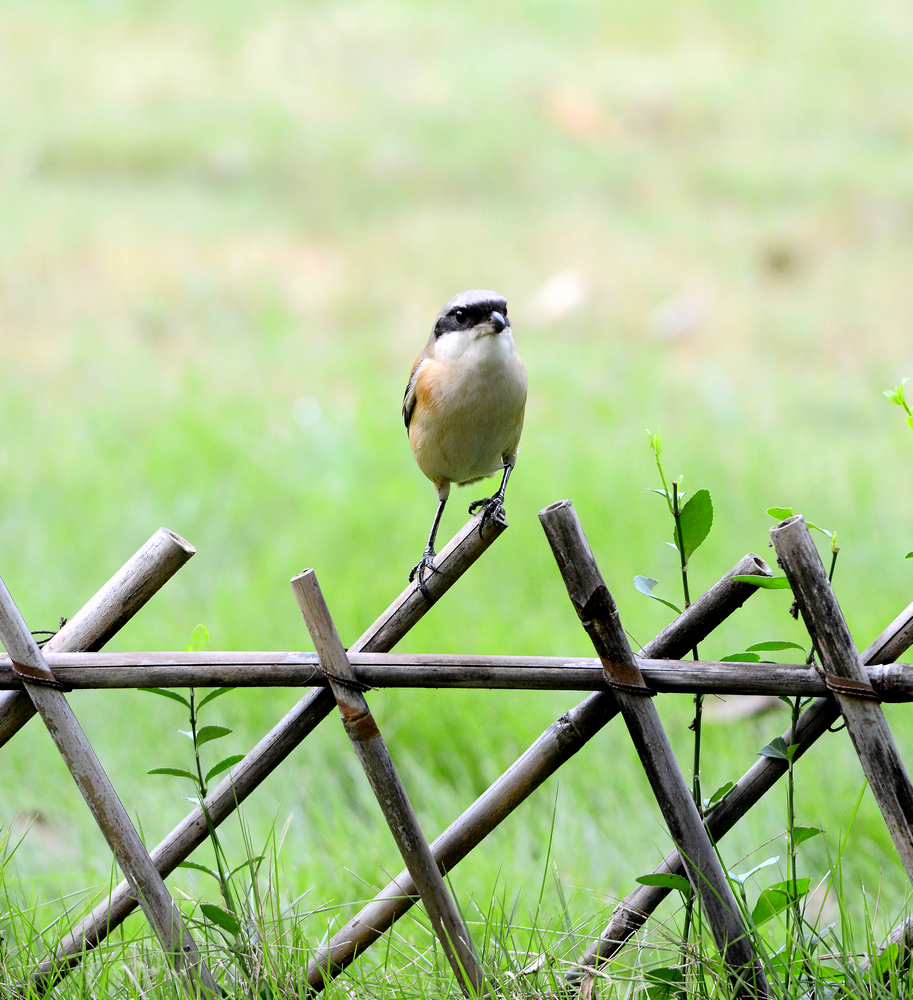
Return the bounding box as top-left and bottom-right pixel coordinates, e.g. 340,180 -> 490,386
468,463 -> 513,534
409,495 -> 448,599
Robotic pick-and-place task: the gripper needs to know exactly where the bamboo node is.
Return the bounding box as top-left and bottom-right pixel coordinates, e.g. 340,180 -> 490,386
340,705 -> 382,742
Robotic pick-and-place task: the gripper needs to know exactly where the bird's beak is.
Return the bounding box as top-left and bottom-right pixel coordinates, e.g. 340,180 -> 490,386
489,311 -> 507,333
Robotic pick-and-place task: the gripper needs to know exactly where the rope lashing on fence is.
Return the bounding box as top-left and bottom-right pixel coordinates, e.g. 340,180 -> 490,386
813,661 -> 882,701
316,660 -> 373,693
9,655 -> 69,689
598,662 -> 658,696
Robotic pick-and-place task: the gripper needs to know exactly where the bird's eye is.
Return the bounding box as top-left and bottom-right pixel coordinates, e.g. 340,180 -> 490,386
453,309 -> 466,323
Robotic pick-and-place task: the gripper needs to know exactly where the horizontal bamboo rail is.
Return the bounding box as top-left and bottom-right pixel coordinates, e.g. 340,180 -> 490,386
0,653 -> 911,695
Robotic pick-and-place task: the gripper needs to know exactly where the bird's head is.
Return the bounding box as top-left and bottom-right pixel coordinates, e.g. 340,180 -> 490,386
431,289 -> 510,343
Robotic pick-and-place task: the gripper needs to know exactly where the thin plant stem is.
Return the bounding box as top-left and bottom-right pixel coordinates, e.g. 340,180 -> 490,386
670,480 -> 705,955
189,687 -> 236,915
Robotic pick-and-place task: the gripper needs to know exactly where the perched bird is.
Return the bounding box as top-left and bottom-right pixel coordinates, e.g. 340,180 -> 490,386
403,289 -> 528,593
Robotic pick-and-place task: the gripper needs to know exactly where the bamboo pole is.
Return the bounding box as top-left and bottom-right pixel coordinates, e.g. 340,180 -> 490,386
292,570 -> 486,996
540,499 -> 770,999
0,577 -> 217,999
0,527 -> 195,748
304,550 -> 774,989
771,514 -> 913,880
565,596 -> 913,990
34,510 -> 505,991
2,653 -> 913,697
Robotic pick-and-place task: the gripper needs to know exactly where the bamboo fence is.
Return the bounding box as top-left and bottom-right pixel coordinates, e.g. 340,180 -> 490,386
1,506 -> 912,1000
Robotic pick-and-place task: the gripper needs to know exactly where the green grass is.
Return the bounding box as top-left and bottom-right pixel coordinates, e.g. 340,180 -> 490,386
2,0 -> 913,995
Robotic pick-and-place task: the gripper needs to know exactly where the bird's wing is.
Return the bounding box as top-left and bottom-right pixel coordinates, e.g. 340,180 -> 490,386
402,356 -> 425,430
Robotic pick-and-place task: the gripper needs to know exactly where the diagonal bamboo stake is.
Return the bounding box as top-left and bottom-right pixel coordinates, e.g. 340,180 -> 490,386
293,570 -> 486,996
34,511 -> 506,992
564,598 -> 913,991
540,500 -> 770,1000
0,577 -> 217,999
771,514 -> 913,879
304,550 -> 774,990
0,527 -> 196,748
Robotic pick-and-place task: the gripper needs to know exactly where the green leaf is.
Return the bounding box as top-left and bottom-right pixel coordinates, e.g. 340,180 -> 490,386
751,888 -> 789,926
195,725 -> 232,747
907,414 -> 913,430
870,943 -> 901,978
677,489 -> 713,564
647,428 -> 661,457
706,781 -> 735,808
140,688 -> 191,709
757,737 -> 789,761
179,860 -> 219,879
185,624 -> 210,653
199,903 -> 241,936
730,574 -> 791,590
633,576 -> 681,614
197,687 -> 235,710
793,826 -> 822,846
228,856 -> 266,879
720,652 -> 761,662
801,962 -> 845,987
746,640 -> 806,652
768,876 -> 811,898
645,966 -> 685,1000
147,767 -> 198,781
906,551 -> 913,559
206,755 -> 245,783
635,872 -> 692,894
728,856 -> 779,886
767,506 -> 793,520
884,380 -> 909,413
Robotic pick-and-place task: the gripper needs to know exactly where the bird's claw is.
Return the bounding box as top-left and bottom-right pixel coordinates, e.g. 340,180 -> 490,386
409,552 -> 439,601
468,494 -> 507,535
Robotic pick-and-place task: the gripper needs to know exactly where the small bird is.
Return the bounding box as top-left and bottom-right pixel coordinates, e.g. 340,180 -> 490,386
403,289 -> 528,594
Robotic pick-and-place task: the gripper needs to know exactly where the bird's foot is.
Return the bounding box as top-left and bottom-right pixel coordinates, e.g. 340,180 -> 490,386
468,494 -> 507,535
409,551 -> 439,601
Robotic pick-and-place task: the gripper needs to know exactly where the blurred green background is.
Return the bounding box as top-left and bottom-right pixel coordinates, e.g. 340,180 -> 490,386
2,0 -> 913,970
